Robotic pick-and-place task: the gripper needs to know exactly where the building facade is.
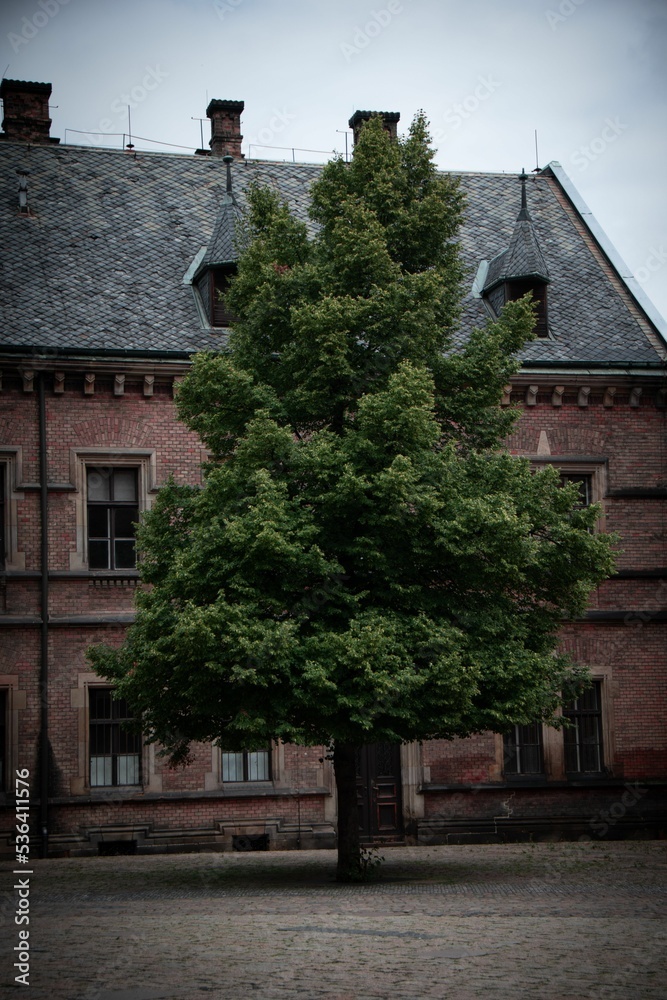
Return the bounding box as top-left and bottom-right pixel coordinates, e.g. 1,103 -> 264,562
0,79 -> 665,857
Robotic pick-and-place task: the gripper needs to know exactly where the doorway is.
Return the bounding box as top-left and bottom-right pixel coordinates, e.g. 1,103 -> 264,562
355,742 -> 404,842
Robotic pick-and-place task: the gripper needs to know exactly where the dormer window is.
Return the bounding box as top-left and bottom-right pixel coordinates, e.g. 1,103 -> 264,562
211,266 -> 237,327
191,153 -> 242,330
481,171 -> 551,339
505,278 -> 549,338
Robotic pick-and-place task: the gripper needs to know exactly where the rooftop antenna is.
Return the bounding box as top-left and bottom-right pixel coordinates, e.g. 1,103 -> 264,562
533,129 -> 540,172
336,129 -> 350,162
126,104 -> 134,151
192,116 -> 206,150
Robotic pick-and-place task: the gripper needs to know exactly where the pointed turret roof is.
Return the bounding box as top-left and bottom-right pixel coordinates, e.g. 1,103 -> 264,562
198,155 -> 244,270
483,171 -> 550,292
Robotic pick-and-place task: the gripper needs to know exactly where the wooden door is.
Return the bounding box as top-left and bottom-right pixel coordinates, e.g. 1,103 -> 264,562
356,742 -> 404,842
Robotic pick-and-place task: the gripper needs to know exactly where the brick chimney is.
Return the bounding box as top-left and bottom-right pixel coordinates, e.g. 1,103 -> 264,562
0,79 -> 59,144
205,99 -> 244,158
349,110 -> 400,146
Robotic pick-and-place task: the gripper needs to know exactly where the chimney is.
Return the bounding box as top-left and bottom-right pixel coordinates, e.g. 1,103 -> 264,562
205,99 -> 244,158
0,79 -> 59,144
348,110 -> 400,147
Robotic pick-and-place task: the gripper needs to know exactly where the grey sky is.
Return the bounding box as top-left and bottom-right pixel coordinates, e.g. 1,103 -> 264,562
2,0 -> 666,320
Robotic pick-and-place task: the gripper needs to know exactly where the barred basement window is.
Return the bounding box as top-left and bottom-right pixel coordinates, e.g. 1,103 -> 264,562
221,750 -> 271,782
563,681 -> 604,774
89,688 -> 141,786
503,722 -> 544,775
87,467 -> 139,570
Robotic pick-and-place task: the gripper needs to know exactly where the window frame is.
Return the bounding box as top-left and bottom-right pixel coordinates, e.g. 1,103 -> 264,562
210,266 -> 237,328
558,471 -> 593,509
0,450 -> 26,571
86,466 -> 140,571
0,678 -> 26,795
505,279 -> 549,338
530,458 -> 607,533
88,686 -> 142,789
0,688 -> 7,790
563,680 -> 606,776
68,449 -> 157,572
503,722 -> 545,779
220,748 -> 272,783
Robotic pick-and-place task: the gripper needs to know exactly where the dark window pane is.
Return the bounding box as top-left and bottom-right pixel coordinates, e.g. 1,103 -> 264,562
563,681 -> 604,774
114,540 -> 136,569
90,725 -> 111,755
503,723 -> 543,775
559,474 -> 592,508
89,688 -> 140,787
112,469 -> 137,502
87,468 -> 111,501
111,695 -> 131,720
0,689 -> 6,786
113,507 -> 138,538
88,506 -> 109,538
89,540 -> 110,569
212,269 -> 237,326
0,466 -> 5,571
89,688 -> 112,719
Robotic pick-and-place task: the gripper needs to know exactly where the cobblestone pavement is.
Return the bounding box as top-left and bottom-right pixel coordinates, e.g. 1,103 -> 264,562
1,842 -> 666,999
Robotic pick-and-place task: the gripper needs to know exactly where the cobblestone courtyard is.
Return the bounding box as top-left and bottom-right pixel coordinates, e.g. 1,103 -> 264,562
1,841 -> 666,999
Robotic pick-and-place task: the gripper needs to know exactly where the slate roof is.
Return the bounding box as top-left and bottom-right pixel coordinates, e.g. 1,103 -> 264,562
484,185 -> 550,294
0,141 -> 664,366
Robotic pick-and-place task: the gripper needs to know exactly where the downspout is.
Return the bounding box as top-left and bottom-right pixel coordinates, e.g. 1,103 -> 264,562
38,373 -> 49,859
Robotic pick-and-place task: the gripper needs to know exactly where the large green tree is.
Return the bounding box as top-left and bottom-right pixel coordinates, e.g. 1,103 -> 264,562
90,116 -> 615,878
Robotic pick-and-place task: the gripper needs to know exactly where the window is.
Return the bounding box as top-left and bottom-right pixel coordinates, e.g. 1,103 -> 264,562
211,268 -> 237,327
89,688 -> 141,787
0,689 -> 6,787
0,466 -> 5,570
506,279 -> 549,337
563,681 -> 604,774
559,473 -> 592,508
221,750 -> 271,782
503,723 -> 544,776
87,467 -> 139,570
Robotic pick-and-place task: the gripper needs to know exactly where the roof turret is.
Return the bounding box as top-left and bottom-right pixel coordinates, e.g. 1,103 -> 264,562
483,170 -> 550,293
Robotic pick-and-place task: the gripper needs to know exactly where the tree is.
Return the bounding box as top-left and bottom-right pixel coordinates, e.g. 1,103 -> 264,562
89,115 -> 615,879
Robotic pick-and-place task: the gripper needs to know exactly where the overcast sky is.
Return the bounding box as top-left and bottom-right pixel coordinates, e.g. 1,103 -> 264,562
2,0 -> 666,322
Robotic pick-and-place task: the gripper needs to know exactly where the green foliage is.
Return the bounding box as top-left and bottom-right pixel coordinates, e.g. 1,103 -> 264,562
338,845 -> 385,883
88,113 -> 615,766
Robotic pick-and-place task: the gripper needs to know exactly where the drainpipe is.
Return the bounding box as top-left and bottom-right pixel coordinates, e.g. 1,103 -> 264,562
38,373 -> 49,858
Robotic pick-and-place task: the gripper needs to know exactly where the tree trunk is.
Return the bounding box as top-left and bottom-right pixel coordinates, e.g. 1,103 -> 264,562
333,741 -> 361,880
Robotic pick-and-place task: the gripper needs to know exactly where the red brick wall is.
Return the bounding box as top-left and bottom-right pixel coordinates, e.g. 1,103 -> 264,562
1,370 -> 665,853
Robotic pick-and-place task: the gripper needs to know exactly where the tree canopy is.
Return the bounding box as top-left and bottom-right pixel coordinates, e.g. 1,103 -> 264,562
89,114 -> 615,876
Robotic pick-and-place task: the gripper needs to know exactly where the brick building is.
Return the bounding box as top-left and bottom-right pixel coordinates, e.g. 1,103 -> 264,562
0,79 -> 665,857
